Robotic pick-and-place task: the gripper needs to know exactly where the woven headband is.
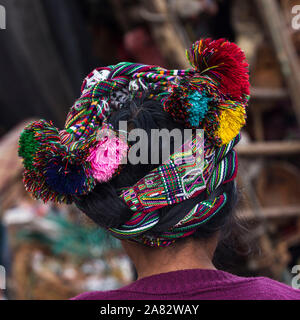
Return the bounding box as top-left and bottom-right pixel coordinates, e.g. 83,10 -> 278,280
109,132 -> 240,246
18,38 -> 249,246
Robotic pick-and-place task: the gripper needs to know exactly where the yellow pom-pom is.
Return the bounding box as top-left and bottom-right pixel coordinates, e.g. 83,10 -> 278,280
214,103 -> 246,146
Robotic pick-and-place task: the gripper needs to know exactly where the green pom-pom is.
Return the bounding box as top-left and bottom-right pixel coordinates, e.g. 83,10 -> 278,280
18,129 -> 39,170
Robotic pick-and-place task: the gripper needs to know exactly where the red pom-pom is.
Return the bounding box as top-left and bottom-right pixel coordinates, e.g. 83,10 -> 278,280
187,38 -> 250,102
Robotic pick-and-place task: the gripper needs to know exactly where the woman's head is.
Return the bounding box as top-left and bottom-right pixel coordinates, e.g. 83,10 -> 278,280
18,38 -> 249,252
75,97 -> 239,246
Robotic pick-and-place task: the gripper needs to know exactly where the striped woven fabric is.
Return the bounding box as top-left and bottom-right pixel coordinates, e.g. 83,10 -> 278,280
18,38 -> 249,246
64,63 -> 193,142
109,134 -> 240,246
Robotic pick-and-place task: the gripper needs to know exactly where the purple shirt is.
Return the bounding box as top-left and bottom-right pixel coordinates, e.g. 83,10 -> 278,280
72,269 -> 300,300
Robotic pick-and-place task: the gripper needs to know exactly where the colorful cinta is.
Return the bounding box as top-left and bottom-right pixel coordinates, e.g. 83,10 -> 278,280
18,38 -> 250,246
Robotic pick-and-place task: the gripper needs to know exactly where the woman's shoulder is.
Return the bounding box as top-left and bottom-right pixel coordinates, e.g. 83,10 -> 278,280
240,276 -> 300,300
70,269 -> 300,300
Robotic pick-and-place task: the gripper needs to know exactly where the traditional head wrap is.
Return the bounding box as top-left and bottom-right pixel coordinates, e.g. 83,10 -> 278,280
19,38 -> 250,246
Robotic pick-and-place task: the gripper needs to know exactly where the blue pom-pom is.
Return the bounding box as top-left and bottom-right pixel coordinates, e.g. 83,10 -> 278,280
187,91 -> 211,127
44,157 -> 87,195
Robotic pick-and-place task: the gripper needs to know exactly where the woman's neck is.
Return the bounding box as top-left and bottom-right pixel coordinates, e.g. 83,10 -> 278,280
122,237 -> 217,280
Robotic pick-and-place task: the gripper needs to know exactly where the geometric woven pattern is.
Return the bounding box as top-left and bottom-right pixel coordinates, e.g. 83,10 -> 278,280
109,133 -> 240,246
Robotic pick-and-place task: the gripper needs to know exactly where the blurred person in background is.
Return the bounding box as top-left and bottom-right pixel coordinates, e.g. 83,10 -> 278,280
0,222 -> 10,299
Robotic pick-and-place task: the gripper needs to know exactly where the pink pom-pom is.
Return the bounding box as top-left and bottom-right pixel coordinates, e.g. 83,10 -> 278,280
87,127 -> 128,183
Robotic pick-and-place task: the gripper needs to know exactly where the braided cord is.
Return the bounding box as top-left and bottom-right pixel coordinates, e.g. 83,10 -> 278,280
108,134 -> 240,246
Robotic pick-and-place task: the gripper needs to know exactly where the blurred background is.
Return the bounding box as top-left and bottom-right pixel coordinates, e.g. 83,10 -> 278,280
0,0 -> 300,300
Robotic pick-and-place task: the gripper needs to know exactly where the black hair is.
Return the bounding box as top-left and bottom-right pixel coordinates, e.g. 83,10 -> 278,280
75,96 -> 244,251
